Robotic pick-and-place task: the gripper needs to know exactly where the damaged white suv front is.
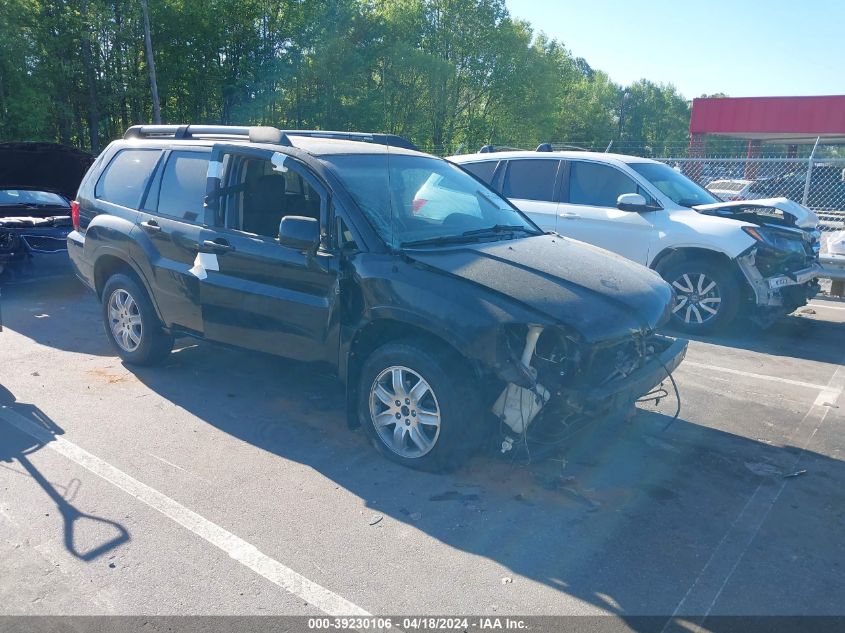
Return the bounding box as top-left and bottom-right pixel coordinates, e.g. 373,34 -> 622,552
450,152 -> 823,333
691,197 -> 822,327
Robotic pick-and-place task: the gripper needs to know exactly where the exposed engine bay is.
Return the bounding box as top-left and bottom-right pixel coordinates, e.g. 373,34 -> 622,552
492,324 -> 685,461
0,142 -> 93,275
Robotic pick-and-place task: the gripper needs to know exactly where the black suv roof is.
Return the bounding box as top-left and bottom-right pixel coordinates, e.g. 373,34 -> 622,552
122,125 -> 421,156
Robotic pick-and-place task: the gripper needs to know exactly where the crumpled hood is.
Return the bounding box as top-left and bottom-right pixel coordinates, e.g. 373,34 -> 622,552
693,197 -> 819,229
0,142 -> 94,202
406,234 -> 673,342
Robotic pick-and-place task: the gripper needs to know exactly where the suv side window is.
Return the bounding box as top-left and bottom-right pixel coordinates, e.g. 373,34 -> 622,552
462,161 -> 498,185
94,149 -> 161,209
155,151 -> 209,223
226,155 -> 324,240
503,159 -> 559,202
568,161 -> 647,207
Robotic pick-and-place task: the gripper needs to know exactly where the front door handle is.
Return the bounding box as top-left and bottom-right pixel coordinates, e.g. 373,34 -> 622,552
140,220 -> 161,233
558,212 -> 581,220
202,239 -> 235,253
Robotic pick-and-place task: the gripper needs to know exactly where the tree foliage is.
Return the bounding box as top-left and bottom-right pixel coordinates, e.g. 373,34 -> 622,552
0,0 -> 692,155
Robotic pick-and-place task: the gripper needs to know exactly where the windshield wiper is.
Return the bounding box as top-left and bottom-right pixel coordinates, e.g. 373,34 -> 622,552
400,225 -> 539,248
460,224 -> 540,237
400,234 -> 482,248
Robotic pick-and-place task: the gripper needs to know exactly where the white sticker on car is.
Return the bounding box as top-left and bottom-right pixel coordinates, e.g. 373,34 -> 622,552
271,153 -> 288,173
188,252 -> 219,280
206,160 -> 222,180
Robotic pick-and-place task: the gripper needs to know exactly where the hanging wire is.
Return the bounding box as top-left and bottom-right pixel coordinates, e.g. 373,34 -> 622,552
500,362 -> 683,464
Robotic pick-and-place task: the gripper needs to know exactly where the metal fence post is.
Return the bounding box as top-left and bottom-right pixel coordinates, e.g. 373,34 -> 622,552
802,136 -> 820,206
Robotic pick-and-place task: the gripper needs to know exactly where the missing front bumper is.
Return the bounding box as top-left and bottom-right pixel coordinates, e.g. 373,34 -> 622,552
498,335 -> 688,458
737,250 -> 822,308
575,335 -> 688,414
766,265 -> 822,290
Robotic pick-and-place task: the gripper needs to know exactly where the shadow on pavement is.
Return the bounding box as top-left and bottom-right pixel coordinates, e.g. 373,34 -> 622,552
6,273 -> 845,619
0,267 -> 113,356
0,384 -> 130,561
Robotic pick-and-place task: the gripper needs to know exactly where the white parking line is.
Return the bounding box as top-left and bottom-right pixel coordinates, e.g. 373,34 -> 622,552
815,367 -> 845,406
0,405 -> 369,617
679,360 -> 828,391
809,302 -> 845,312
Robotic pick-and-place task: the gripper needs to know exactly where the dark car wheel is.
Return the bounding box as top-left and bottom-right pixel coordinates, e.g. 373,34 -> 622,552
101,273 -> 173,365
358,340 -> 483,472
661,258 -> 741,334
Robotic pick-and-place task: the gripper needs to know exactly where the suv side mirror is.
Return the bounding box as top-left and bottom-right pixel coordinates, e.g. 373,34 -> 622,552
616,193 -> 652,212
279,216 -> 319,250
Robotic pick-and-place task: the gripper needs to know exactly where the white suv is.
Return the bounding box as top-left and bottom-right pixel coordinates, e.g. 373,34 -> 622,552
450,149 -> 822,333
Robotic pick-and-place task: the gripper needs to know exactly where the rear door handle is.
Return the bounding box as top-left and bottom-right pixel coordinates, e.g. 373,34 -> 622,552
202,239 -> 235,253
139,220 -> 161,233
558,212 -> 581,220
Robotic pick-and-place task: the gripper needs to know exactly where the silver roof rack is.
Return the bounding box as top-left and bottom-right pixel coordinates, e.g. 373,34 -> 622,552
123,125 -> 291,145
122,125 -> 419,150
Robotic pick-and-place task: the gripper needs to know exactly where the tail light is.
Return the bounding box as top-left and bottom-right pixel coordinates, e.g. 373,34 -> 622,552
71,200 -> 80,230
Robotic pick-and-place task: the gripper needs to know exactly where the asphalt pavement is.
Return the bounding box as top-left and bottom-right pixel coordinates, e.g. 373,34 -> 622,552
1,264 -> 844,622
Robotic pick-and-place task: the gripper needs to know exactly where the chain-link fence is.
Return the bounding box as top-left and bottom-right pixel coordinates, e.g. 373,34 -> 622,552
651,156 -> 845,233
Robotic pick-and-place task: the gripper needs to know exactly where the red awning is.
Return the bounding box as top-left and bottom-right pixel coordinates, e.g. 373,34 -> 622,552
690,96 -> 845,142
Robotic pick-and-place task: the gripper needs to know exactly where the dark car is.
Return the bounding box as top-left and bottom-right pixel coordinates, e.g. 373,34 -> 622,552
67,125 -> 687,471
0,142 -> 94,276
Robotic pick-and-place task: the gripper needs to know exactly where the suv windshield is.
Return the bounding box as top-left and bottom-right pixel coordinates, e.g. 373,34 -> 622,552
630,162 -> 720,208
323,154 -> 540,248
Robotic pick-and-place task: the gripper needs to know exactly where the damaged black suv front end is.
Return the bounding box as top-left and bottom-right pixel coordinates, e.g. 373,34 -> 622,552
494,319 -> 686,453
0,143 -> 94,276
398,233 -> 689,457
0,207 -> 74,274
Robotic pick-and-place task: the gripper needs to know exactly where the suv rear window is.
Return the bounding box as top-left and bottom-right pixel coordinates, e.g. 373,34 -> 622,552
95,149 -> 160,209
503,159 -> 559,202
156,151 -> 209,222
461,161 -> 497,185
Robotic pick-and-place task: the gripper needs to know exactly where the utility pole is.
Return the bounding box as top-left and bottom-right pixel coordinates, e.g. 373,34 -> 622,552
617,89 -> 630,142
140,0 -> 161,124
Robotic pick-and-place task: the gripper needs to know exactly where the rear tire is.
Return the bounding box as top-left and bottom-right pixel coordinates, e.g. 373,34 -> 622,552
358,340 -> 483,472
660,258 -> 741,334
101,273 -> 173,365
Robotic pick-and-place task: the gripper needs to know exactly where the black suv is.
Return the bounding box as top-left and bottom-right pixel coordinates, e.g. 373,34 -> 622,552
68,125 -> 687,471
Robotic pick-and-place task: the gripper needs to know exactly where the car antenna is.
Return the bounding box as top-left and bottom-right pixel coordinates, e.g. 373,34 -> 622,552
605,140 -> 613,153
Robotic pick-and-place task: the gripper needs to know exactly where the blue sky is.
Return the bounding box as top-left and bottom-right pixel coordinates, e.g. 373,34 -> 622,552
505,0 -> 845,99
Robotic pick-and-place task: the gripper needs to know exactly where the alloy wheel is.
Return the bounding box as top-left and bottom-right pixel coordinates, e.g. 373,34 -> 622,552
107,288 -> 143,352
671,272 -> 722,325
369,365 -> 441,458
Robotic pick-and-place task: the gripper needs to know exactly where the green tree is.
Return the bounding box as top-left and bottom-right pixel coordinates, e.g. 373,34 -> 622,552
0,0 -> 695,156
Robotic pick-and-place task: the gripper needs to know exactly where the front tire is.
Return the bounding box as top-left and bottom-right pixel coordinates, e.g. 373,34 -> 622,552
358,340 -> 483,472
101,273 -> 173,365
660,258 -> 741,334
